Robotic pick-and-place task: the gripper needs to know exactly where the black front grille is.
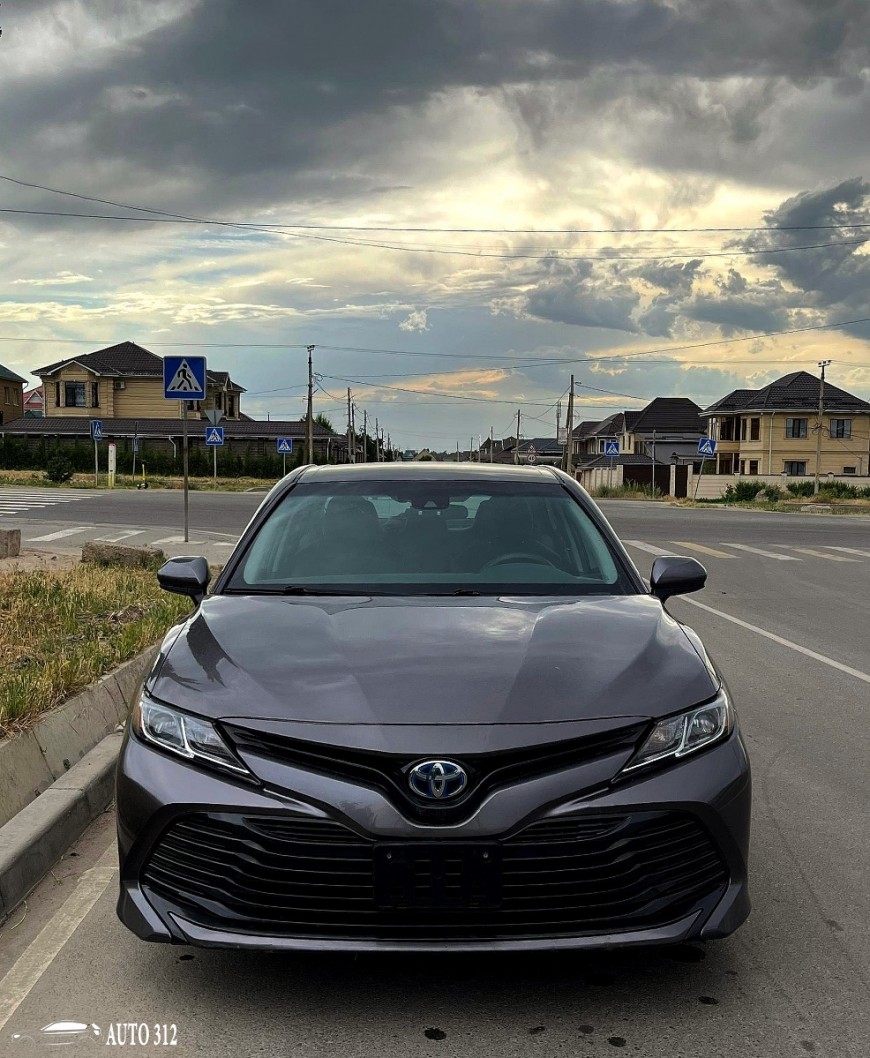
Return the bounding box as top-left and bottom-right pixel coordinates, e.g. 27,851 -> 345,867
142,810 -> 728,941
222,724 -> 646,823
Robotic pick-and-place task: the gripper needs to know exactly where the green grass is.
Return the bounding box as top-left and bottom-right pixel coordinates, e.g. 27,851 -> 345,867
0,565 -> 189,738
592,482 -> 664,499
0,469 -> 278,492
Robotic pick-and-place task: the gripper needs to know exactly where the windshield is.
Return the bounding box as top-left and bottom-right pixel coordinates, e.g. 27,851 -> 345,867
227,478 -> 631,596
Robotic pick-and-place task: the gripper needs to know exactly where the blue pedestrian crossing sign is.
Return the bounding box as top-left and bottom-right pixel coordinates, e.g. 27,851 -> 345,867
205,426 -> 224,446
163,355 -> 207,400
276,438 -> 293,455
604,440 -> 620,457
697,437 -> 717,457
90,420 -> 103,442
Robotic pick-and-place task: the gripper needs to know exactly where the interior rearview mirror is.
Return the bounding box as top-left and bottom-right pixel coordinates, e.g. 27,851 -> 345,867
157,556 -> 210,604
649,556 -> 707,602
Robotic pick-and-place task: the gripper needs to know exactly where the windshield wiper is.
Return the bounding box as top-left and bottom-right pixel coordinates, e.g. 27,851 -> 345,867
281,585 -> 373,596
423,588 -> 483,596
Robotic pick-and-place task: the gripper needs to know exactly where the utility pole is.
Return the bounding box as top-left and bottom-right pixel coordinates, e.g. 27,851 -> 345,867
470,436 -> 474,463
306,345 -> 315,465
814,359 -> 832,495
362,409 -> 367,463
556,401 -> 562,464
489,426 -> 494,463
514,409 -> 521,465
456,441 -> 460,463
351,402 -> 357,464
346,388 -> 354,464
375,418 -> 380,462
564,375 -> 575,477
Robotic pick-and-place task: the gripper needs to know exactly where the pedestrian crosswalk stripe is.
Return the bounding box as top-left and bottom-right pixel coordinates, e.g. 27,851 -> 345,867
719,542 -> 800,561
823,546 -> 870,558
778,546 -> 858,562
670,541 -> 734,559
150,536 -> 207,546
94,530 -> 146,543
29,527 -> 91,541
623,540 -> 679,557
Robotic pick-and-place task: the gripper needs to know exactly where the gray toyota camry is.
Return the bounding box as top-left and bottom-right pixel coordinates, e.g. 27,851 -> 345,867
116,463 -> 751,952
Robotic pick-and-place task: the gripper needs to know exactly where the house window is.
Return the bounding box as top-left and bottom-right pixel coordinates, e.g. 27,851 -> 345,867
3,386 -> 9,404
843,466 -> 856,475
784,461 -> 807,476
64,381 -> 86,407
55,382 -> 61,408
228,394 -> 236,417
785,417 -> 808,439
90,382 -> 99,408
747,460 -> 759,475
215,393 -> 223,411
719,418 -> 735,441
750,418 -> 760,441
830,418 -> 852,439
739,418 -> 747,441
12,389 -> 19,406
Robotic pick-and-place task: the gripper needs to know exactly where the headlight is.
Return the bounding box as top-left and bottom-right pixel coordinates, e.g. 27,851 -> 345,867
132,697 -> 251,777
622,690 -> 733,773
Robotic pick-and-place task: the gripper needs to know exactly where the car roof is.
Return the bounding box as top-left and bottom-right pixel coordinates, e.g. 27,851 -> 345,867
298,463 -> 562,482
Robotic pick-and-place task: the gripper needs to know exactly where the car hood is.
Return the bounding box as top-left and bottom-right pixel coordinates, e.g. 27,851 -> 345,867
148,594 -> 718,734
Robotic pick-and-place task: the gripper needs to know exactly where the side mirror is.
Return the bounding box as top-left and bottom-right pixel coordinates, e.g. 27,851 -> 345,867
649,556 -> 707,602
157,556 -> 210,604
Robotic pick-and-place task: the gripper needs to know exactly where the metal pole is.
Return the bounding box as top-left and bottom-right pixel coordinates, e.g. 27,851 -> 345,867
564,376 -> 575,477
514,410 -> 521,465
813,360 -> 831,495
283,453 -> 287,476
94,439 -> 98,488
182,400 -> 190,543
347,389 -> 354,464
362,410 -> 367,463
213,443 -> 217,483
490,426 -> 494,463
306,345 -> 315,465
651,429 -> 656,495
351,402 -> 357,464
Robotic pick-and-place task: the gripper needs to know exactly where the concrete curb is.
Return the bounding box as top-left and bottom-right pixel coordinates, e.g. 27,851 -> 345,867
0,733 -> 122,923
0,648 -> 157,827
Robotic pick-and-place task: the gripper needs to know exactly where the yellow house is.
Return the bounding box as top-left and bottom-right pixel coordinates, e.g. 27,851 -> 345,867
0,363 -> 26,424
703,371 -> 870,477
36,342 -> 245,421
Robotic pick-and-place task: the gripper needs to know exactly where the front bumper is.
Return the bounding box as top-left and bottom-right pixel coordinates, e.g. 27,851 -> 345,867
116,727 -> 751,952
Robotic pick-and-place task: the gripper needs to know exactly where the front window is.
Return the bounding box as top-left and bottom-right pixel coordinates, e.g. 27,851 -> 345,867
784,461 -> 806,476
719,418 -> 735,441
64,381 -> 86,407
749,418 -> 760,441
830,419 -> 852,439
90,382 -> 99,408
785,418 -> 808,439
228,479 -> 631,597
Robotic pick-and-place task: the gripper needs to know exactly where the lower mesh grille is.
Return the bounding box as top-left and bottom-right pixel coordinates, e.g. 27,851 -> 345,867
142,811 -> 728,940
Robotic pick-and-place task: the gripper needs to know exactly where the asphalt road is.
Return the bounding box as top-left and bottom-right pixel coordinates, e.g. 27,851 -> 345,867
1,494 -> 869,1056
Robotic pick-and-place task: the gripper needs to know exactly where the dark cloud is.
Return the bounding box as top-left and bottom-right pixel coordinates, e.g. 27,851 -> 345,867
2,0 -> 869,218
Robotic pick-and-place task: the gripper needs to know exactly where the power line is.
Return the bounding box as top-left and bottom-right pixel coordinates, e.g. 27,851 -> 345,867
2,173 -> 868,235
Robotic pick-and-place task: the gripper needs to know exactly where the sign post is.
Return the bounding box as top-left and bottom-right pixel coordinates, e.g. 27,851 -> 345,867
163,356 -> 207,542
277,437 -> 293,476
107,442 -> 116,489
204,413 -> 225,483
604,439 -> 620,488
90,420 -> 103,487
526,444 -> 537,466
693,436 -> 717,500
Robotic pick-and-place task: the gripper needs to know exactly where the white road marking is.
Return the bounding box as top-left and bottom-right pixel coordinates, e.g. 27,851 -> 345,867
150,536 -> 206,546
0,847 -> 116,1032
94,529 -> 146,543
778,546 -> 858,561
681,597 -> 870,687
624,540 -> 679,557
824,546 -> 870,558
720,542 -> 800,561
670,541 -> 734,559
28,527 -> 91,542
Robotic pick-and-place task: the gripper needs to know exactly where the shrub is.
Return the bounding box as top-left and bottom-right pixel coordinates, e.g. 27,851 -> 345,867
44,455 -> 74,484
723,480 -> 763,501
759,484 -> 784,502
786,481 -> 814,497
819,480 -> 860,499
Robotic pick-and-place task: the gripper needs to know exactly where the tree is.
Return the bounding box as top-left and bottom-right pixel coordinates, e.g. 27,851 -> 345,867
302,411 -> 335,433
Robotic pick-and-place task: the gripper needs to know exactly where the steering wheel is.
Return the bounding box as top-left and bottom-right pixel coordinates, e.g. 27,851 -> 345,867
482,552 -> 555,570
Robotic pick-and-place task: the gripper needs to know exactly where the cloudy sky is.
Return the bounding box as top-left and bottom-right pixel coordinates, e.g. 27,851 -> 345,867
2,0 -> 870,451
